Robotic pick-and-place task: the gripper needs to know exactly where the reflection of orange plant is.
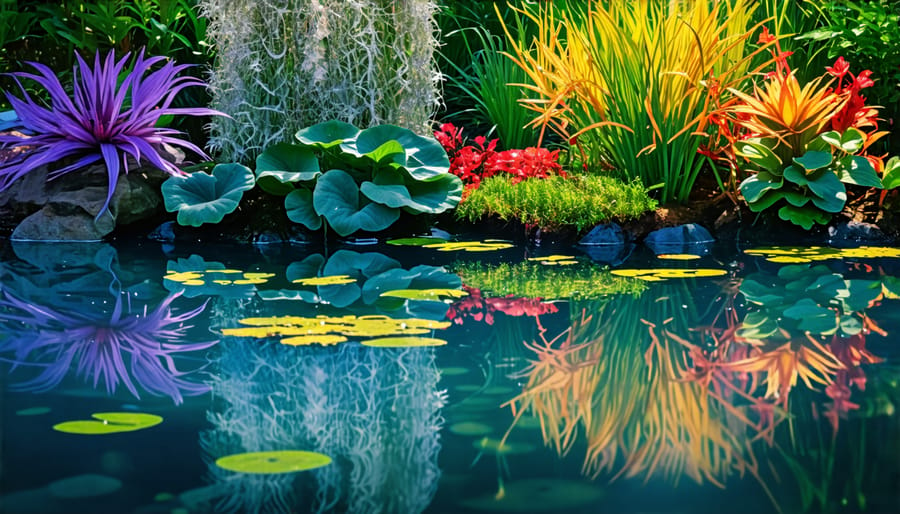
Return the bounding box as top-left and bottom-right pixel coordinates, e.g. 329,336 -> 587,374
719,335 -> 844,405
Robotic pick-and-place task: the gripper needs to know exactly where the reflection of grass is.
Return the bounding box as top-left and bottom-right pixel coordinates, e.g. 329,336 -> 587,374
452,261 -> 647,300
456,175 -> 657,231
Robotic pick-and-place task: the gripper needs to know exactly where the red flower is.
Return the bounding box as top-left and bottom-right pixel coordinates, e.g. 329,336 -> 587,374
826,56 -> 850,78
757,26 -> 776,45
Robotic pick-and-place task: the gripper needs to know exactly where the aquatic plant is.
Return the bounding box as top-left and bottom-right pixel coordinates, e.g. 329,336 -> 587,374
0,290 -> 215,404
0,49 -> 222,217
200,0 -> 441,162
253,121 -> 462,237
161,162 -> 256,226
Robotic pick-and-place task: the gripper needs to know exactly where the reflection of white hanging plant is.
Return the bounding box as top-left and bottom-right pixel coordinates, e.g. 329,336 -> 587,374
199,0 -> 441,163
200,340 -> 445,514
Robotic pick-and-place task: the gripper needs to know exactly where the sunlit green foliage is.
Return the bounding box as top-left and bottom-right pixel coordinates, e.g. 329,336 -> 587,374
456,174 -> 657,231
452,260 -> 647,300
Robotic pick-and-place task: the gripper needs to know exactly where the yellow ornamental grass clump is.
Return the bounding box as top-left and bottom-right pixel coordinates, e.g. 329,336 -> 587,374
500,0 -> 774,204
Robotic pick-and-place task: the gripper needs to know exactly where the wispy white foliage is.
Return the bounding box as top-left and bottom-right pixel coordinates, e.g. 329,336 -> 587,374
200,0 -> 442,162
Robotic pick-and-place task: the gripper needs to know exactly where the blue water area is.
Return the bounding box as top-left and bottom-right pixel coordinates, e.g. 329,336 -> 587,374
1,238 -> 899,514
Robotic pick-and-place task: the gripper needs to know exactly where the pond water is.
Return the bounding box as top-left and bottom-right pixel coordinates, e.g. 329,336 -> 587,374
1,237 -> 898,514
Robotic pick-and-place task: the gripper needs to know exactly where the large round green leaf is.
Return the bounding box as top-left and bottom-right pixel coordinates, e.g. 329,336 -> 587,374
295,120 -> 359,149
838,155 -> 883,188
740,174 -> 781,203
343,125 -> 450,180
793,151 -> 832,173
255,143 -> 320,195
162,163 -> 255,227
313,169 -> 400,236
735,139 -> 782,172
360,167 -> 462,214
285,188 -> 322,230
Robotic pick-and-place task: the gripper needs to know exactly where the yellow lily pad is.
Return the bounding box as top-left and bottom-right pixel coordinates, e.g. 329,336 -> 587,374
657,254 -> 701,260
280,335 -> 348,346
380,288 -> 468,300
164,271 -> 203,282
610,268 -> 727,280
243,273 -> 276,280
292,275 -> 357,286
423,241 -> 515,252
215,451 -> 332,474
526,255 -> 575,262
361,336 -> 448,347
213,280 -> 232,285
53,412 -> 163,435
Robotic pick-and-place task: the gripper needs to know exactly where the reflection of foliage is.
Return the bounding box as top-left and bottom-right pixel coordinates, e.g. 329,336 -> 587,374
744,245 -> 900,263
164,255 -> 264,299
0,290 -> 215,404
501,280 -> 786,509
267,250 -> 462,320
446,286 -> 558,327
201,341 -> 445,514
452,260 -> 646,300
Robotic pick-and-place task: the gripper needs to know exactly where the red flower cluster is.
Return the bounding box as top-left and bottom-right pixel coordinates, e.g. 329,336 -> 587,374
826,56 -> 878,133
445,285 -> 558,326
434,123 -> 565,195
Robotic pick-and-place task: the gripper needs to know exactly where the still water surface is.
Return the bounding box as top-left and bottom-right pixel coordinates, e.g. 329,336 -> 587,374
0,238 -> 898,514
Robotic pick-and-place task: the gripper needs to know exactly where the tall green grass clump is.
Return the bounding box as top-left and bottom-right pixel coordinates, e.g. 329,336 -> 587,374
200,0 -> 441,162
456,174 -> 657,231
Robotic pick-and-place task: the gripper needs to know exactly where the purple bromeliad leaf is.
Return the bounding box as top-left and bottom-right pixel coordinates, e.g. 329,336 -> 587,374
0,289 -> 218,405
0,49 -> 224,218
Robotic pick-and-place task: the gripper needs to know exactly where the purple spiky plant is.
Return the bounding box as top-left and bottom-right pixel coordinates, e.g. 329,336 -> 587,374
0,49 -> 223,217
0,290 -> 218,404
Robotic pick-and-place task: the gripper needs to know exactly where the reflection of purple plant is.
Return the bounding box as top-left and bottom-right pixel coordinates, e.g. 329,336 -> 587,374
0,290 -> 217,404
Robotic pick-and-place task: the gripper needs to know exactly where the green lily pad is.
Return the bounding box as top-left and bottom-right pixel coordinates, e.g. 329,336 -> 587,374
313,169 -> 400,236
361,336 -> 447,347
295,120 -> 359,149
379,288 -> 468,300
162,163 -> 256,227
255,143 -> 320,195
386,237 -> 447,246
53,412 -> 163,434
215,450 -> 332,474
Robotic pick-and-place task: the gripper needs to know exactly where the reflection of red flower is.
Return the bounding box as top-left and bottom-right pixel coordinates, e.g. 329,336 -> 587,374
822,331 -> 883,432
445,286 -> 558,326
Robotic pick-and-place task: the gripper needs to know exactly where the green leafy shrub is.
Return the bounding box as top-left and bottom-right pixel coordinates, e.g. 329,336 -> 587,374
255,121 -> 462,237
456,174 -> 657,232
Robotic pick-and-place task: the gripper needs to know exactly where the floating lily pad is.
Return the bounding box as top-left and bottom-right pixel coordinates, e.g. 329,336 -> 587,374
473,437 -> 535,455
460,478 -> 604,512
610,268 -> 727,281
423,241 -> 515,252
657,254 -> 701,260
292,275 -> 357,286
16,407 -> 51,416
379,288 -> 468,300
280,335 -> 348,346
449,422 -> 494,436
386,237 -> 447,246
48,474 -> 122,499
215,450 -> 332,474
53,412 -> 163,435
361,336 -> 447,347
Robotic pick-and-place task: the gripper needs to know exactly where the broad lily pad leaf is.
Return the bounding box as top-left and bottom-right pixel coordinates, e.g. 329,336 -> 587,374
747,189 -> 785,212
292,275 -> 356,286
285,254 -> 326,283
255,143 -> 320,195
54,412 -> 163,434
280,334 -> 348,346
163,256 -> 259,298
216,451 -> 332,474
313,169 -> 399,236
610,268 -> 727,281
285,188 -> 322,230
386,237 -> 448,246
361,336 -> 447,347
739,278 -> 784,305
361,167 -> 462,214
656,254 -> 701,260
318,250 -> 401,308
346,124 -> 450,180
380,288 -> 468,300
295,120 -> 359,149
423,241 -> 515,252
162,163 -> 255,227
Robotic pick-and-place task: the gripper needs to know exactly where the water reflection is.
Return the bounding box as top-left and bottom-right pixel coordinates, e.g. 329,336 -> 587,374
0,242 -> 216,404
199,339 -> 445,513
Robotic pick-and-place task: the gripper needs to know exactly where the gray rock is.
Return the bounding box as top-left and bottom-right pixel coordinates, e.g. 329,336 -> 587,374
579,222 -> 628,246
645,223 -> 714,255
828,220 -> 893,247
11,205 -> 115,241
